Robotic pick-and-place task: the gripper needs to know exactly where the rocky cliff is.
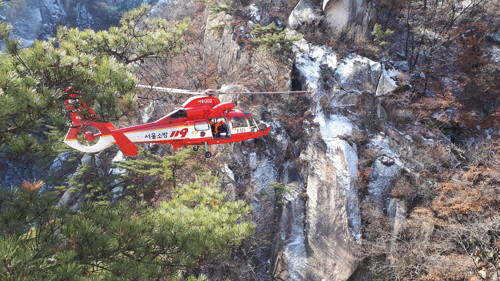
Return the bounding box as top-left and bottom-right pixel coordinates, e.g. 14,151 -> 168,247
0,0 -> 158,46
4,0 -> 498,280
197,2 -> 413,279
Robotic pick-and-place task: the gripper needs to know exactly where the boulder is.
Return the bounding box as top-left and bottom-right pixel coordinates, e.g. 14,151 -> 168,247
367,155 -> 401,210
249,4 -> 270,26
489,30 -> 500,43
73,3 -> 94,29
387,198 -> 406,235
220,164 -> 237,202
322,0 -> 375,36
0,0 -> 157,47
335,54 -> 381,95
273,162 -> 307,280
375,63 -> 410,96
292,44 -> 362,281
5,1 -> 43,46
331,89 -> 358,107
203,12 -> 250,79
377,103 -> 387,121
491,46 -> 500,63
289,0 -> 320,29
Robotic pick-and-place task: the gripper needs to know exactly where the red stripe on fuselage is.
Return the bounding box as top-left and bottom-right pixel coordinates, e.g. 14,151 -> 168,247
146,128 -> 270,146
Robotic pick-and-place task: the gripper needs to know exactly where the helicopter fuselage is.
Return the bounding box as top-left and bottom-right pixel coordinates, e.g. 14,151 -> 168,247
63,95 -> 270,157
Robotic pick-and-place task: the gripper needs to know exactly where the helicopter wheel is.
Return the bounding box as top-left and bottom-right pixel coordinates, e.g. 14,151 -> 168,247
204,151 -> 212,158
193,146 -> 199,151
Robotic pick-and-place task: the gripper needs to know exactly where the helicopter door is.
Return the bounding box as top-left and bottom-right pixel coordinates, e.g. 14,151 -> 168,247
211,118 -> 230,138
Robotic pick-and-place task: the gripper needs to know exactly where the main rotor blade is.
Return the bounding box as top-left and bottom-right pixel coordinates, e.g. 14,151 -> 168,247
137,84 -> 308,95
136,84 -> 206,95
215,91 -> 308,95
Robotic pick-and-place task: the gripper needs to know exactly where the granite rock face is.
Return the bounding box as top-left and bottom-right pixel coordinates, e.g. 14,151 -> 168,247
334,54 -> 381,95
203,11 -> 251,79
322,0 -> 376,37
289,0 -> 320,29
0,2 -> 418,280
0,0 -> 157,47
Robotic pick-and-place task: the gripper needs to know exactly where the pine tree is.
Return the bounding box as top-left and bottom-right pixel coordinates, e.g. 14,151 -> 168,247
0,4 -> 190,156
73,148 -> 202,202
371,23 -> 394,47
251,22 -> 302,54
0,5 -> 256,280
0,175 -> 254,280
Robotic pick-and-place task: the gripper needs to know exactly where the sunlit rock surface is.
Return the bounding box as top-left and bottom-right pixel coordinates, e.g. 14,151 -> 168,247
322,0 -> 375,37
0,0 -> 158,47
289,0 -> 320,29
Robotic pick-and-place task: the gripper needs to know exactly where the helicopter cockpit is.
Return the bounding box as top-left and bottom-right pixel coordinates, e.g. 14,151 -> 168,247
226,110 -> 268,135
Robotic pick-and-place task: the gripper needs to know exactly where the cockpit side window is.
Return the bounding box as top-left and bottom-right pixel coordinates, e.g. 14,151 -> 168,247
170,109 -> 187,118
231,117 -> 248,128
194,121 -> 209,131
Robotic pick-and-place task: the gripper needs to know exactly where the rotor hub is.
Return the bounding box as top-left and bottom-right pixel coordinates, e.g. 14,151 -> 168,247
84,131 -> 95,141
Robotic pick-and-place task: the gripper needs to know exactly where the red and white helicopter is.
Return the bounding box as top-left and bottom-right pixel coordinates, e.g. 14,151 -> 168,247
63,85 -> 305,158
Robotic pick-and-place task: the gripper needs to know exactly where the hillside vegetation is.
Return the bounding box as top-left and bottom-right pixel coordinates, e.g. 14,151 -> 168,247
0,0 -> 499,280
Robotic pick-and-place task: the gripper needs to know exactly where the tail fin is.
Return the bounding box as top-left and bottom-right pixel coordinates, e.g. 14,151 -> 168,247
63,86 -> 98,126
62,87 -> 138,156
63,121 -> 138,156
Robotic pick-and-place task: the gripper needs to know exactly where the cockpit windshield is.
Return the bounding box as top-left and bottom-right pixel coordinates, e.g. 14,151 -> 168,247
169,109 -> 187,118
155,108 -> 188,123
247,116 -> 256,127
252,117 -> 267,131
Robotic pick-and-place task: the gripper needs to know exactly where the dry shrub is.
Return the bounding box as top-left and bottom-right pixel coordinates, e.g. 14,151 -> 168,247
363,148 -> 384,163
22,180 -> 45,192
354,176 -> 370,194
360,220 -> 433,281
350,129 -> 369,145
359,200 -> 391,242
339,129 -> 368,147
391,175 -> 412,199
432,182 -> 482,216
359,206 -> 498,281
414,142 -> 456,172
436,213 -> 500,281
427,141 -> 500,217
410,207 -> 447,227
319,95 -> 333,115
420,253 -> 475,281
464,140 -> 500,168
252,53 -> 291,92
383,98 -> 415,126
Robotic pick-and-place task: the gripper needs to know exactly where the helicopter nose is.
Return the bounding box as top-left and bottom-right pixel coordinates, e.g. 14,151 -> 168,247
258,122 -> 268,131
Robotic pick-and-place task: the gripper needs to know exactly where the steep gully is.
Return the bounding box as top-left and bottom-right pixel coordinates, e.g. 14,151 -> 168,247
216,38 -> 405,280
